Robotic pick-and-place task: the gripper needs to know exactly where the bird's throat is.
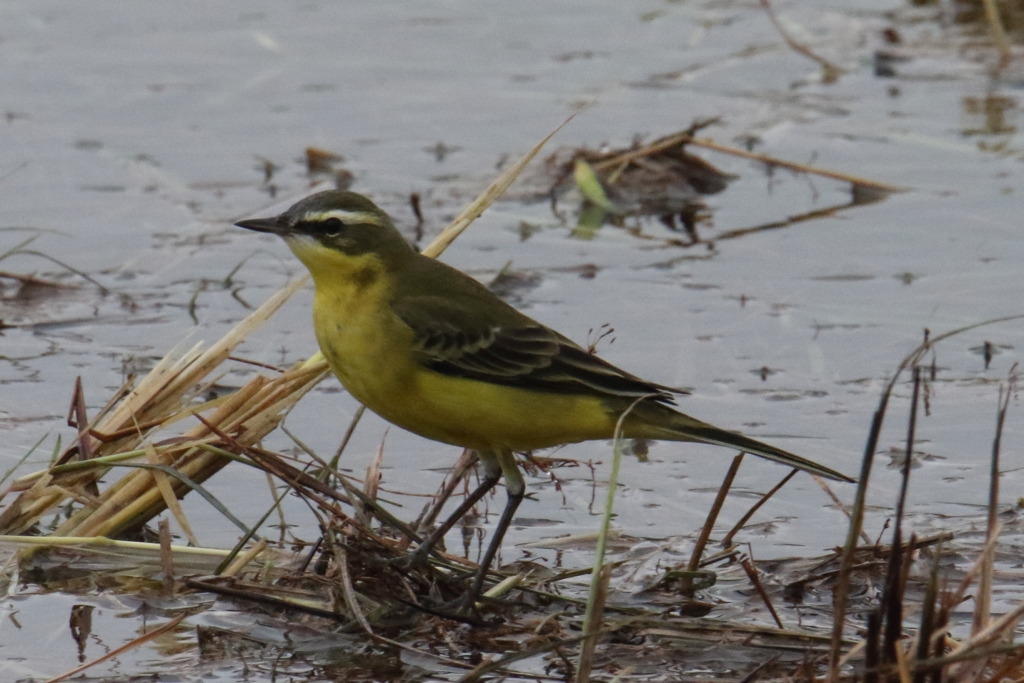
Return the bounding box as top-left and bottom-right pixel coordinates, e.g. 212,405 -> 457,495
286,237 -> 386,292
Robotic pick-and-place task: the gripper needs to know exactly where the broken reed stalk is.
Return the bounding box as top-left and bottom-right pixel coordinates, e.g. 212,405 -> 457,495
759,0 -> 844,82
813,474 -> 872,545
739,554 -> 783,629
422,111 -> 579,259
720,468 -> 795,548
681,452 -> 743,593
417,448 -> 477,531
158,518 -> 174,594
0,277 -> 314,537
913,540 -> 942,683
952,367 -> 1020,681
975,366 -> 1017,635
715,195 -> 887,247
686,136 -> 905,193
327,404 -> 366,473
0,115 -> 575,547
875,366 -> 922,669
53,361 -> 328,542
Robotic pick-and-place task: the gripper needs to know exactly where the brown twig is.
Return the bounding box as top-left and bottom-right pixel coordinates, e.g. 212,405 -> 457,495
914,540 -> 942,683
682,453 -> 743,593
721,468 -> 796,548
334,543 -> 374,635
226,355 -> 287,372
589,130 -> 695,173
686,136 -> 905,192
812,474 -> 871,545
971,365 -> 1017,640
759,0 -> 844,82
418,449 -> 478,530
740,554 -> 784,629
158,518 -> 174,595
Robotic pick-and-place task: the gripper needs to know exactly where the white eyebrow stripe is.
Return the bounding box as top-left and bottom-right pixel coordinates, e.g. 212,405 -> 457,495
303,209 -> 384,226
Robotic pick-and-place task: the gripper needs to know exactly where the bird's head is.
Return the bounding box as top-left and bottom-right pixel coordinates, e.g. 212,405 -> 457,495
235,191 -> 415,274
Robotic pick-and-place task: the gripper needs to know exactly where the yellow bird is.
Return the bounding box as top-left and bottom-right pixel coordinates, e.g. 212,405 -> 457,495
236,190 -> 851,608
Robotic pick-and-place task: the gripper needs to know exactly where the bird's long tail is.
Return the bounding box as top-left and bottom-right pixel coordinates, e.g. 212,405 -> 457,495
626,403 -> 854,482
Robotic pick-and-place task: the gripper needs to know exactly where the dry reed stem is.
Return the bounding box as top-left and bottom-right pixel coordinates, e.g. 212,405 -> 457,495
421,111 -> 580,259
682,452 -> 743,592
0,278 -> 309,535
950,600 -> 1024,667
937,602 -> 1024,683
222,539 -> 268,578
336,545 -> 374,635
52,377 -> 271,539
158,518 -> 174,594
364,433 -> 385,502
894,641 -> 912,683
92,369 -> 327,538
687,136 -> 905,192
759,0 -> 844,82
147,443 -> 198,546
576,562 -> 611,683
46,361 -> 326,542
721,468 -> 796,548
739,555 -> 783,629
975,372 -> 1017,638
812,474 -> 871,545
482,571 -> 526,601
0,534 -> 273,577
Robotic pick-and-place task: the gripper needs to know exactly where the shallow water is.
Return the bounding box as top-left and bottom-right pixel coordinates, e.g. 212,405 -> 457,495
1,0 -> 1023,679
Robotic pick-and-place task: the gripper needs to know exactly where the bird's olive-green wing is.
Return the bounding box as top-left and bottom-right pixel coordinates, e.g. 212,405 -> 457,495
390,293 -> 679,404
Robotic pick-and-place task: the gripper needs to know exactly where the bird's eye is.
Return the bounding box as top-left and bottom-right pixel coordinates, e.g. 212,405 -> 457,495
322,217 -> 345,236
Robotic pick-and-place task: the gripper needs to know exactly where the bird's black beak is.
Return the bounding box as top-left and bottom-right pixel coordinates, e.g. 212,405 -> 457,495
234,216 -> 288,234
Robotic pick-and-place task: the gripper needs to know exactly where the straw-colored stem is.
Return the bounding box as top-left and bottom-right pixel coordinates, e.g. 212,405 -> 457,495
577,396 -> 651,681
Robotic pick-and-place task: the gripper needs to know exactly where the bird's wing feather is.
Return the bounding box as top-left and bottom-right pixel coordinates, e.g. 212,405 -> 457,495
391,294 -> 680,403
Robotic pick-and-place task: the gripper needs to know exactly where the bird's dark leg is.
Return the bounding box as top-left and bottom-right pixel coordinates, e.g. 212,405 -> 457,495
460,447 -> 524,612
402,450 -> 501,567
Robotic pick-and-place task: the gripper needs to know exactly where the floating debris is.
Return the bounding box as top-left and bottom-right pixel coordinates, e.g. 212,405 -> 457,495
547,124 -> 734,238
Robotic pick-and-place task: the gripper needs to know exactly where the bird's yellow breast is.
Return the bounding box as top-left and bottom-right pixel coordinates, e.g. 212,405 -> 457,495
290,239 -> 618,452
291,241 -> 417,411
